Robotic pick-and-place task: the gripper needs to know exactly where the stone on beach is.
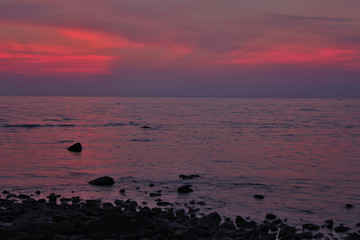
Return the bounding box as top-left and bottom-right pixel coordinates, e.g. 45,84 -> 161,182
67,142 -> 82,152
196,212 -> 221,229
89,176 -> 115,186
265,213 -> 276,220
1,191 -> 359,240
302,223 -> 320,231
334,224 -> 351,233
324,219 -> 334,229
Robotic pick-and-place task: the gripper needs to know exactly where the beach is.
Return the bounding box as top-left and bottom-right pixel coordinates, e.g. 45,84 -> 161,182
1,183 -> 359,240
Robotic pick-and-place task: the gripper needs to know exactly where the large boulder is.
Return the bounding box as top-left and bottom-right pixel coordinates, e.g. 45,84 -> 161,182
67,143 -> 82,152
89,176 -> 115,186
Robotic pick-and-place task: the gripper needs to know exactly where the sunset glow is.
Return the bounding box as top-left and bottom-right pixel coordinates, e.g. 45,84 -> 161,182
0,1 -> 360,97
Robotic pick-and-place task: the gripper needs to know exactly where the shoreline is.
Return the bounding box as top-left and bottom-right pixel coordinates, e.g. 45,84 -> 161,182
1,190 -> 359,240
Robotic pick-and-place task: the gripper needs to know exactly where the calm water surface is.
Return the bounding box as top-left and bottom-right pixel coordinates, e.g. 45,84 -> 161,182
0,97 -> 359,229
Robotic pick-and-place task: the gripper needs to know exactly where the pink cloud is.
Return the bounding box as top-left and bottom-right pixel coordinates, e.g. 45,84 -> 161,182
227,44 -> 360,69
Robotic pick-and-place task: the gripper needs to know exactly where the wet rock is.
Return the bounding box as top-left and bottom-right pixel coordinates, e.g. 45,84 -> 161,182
142,126 -> 150,129
345,232 -> 360,240
150,192 -> 162,197
303,223 -> 320,231
253,194 -> 265,200
265,213 -> 276,220
6,193 -> 17,199
297,231 -> 313,239
156,201 -> 172,206
52,214 -> 72,223
278,225 -> 296,240
67,142 -> 82,152
346,203 -> 354,209
196,212 -> 221,229
19,194 -> 30,199
90,212 -> 137,235
2,190 -> 9,194
149,183 -> 155,187
22,198 -> 37,204
313,232 -> 324,239
89,176 -> 114,186
179,174 -> 200,180
60,198 -> 71,202
85,199 -> 101,208
177,185 -> 194,193
119,188 -> 126,194
324,219 -> 334,229
272,219 -> 283,225
218,221 -> 236,232
334,224 -> 351,233
235,216 -> 257,229
357,222 -> 360,227
35,190 -> 40,195
114,199 -> 124,206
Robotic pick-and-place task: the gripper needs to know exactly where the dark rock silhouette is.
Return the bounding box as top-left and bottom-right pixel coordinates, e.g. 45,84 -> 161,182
142,126 -> 150,129
179,174 -> 200,180
302,223 -> 320,231
177,185 -> 194,193
324,219 -> 334,229
253,194 -> 265,200
89,176 -> 115,186
346,203 -> 354,209
265,213 -> 276,220
67,142 -> 82,152
334,224 -> 351,233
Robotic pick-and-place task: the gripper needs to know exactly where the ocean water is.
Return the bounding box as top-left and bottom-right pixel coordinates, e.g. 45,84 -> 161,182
0,96 -> 359,229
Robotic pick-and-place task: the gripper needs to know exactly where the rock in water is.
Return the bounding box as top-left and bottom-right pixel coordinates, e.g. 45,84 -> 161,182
179,174 -> 200,180
177,185 -> 194,193
67,142 -> 82,152
89,176 -> 115,186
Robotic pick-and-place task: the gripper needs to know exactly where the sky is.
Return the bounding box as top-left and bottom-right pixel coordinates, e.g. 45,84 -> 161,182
0,0 -> 360,97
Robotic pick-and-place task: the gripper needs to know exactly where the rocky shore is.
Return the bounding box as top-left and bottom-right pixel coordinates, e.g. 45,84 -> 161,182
1,190 -> 359,240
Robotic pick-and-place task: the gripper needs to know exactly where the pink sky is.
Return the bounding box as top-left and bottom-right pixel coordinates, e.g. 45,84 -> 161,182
1,0 -> 360,97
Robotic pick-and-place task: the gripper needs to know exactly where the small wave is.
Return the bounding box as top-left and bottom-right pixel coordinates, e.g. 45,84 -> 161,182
3,124 -> 76,128
43,119 -> 60,122
299,108 -> 317,111
3,124 -> 41,128
233,183 -> 268,187
62,118 -> 77,121
130,139 -> 152,142
104,123 -> 125,127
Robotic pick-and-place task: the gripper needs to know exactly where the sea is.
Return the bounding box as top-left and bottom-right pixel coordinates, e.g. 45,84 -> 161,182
0,97 -> 359,230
